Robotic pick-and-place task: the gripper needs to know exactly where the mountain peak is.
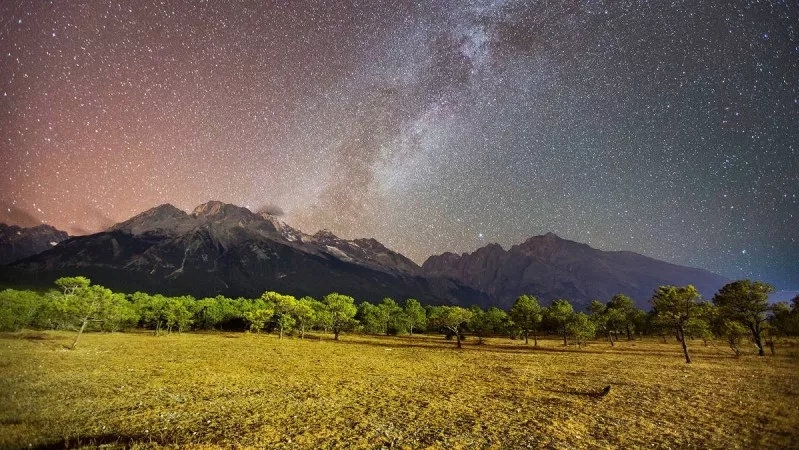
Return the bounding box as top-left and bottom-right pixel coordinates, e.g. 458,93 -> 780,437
192,201 -> 251,218
313,229 -> 339,240
474,242 -> 505,255
111,204 -> 190,235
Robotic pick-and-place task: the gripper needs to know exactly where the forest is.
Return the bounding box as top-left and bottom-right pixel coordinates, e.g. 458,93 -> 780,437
2,276 -> 797,363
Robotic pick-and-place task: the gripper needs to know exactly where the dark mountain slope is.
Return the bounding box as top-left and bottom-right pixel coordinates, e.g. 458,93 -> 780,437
2,202 -> 482,304
0,223 -> 69,265
422,232 -> 728,309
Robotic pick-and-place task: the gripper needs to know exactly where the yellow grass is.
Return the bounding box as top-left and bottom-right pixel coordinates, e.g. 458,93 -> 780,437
1,331 -> 798,449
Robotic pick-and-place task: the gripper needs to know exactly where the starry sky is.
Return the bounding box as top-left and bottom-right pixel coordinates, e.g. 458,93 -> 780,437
1,0 -> 797,289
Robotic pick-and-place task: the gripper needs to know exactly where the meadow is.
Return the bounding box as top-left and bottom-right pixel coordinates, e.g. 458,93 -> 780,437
1,330 -> 797,449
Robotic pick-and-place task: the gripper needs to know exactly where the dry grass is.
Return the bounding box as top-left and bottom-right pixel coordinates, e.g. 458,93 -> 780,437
1,330 -> 797,449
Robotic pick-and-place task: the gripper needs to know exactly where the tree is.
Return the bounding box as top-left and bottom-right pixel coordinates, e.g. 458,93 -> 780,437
0,289 -> 43,331
429,306 -> 473,348
404,298 -> 427,335
323,293 -> 357,340
607,294 -> 637,340
509,294 -> 542,346
689,301 -> 717,345
55,276 -> 90,296
53,277 -> 114,349
547,299 -> 574,346
264,291 -> 298,339
588,300 -> 613,346
721,320 -> 749,357
310,298 -> 333,332
358,301 -> 387,335
293,297 -> 317,339
651,284 -> 703,363
566,312 -> 596,348
713,280 -> 773,356
770,301 -> 799,337
379,298 -> 408,335
192,296 -> 227,330
163,296 -> 194,333
485,307 -> 509,339
468,306 -> 506,344
245,307 -> 274,334
101,293 -> 139,332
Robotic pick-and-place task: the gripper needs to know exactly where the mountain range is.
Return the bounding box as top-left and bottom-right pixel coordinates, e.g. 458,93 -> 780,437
0,223 -> 69,265
422,233 -> 729,309
0,201 -> 730,309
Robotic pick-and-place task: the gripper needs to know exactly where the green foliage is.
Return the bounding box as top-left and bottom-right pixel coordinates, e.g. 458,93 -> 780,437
101,293 -> 139,332
359,301 -> 388,335
192,296 -> 228,330
467,306 -> 509,343
588,300 -> 613,345
52,277 -> 123,348
379,298 -> 408,335
132,293 -> 193,334
770,301 -> 799,337
546,298 -> 574,346
403,298 -> 427,334
293,297 -> 317,338
428,306 -> 472,348
263,291 -> 298,338
467,306 -> 488,343
720,320 -> 749,356
245,307 -> 274,334
713,280 -> 773,356
323,293 -> 357,340
566,312 -> 596,348
606,293 -> 642,340
651,284 -> 703,363
310,298 -> 333,332
54,276 -> 91,295
652,285 -> 702,328
509,294 -> 542,345
162,296 -> 194,333
0,289 -> 43,331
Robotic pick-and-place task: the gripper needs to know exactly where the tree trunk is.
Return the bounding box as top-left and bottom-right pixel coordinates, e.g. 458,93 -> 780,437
300,325 -> 305,339
452,328 -> 462,348
751,324 -> 764,356
279,326 -> 283,339
71,317 -> 89,349
608,331 -> 615,347
533,332 -> 538,347
334,328 -> 340,340
524,330 -> 529,345
562,326 -> 567,346
626,324 -> 632,340
678,326 -> 691,363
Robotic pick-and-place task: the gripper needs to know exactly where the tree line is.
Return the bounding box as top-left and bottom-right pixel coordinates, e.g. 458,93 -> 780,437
0,276 -> 797,362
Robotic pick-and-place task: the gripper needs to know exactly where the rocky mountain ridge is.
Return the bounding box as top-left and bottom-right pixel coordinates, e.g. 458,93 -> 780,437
0,223 -> 69,265
422,232 -> 729,309
2,202 -> 730,309
1,201 -> 477,304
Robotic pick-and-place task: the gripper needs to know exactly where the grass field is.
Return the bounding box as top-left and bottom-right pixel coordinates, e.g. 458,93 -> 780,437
1,331 -> 798,449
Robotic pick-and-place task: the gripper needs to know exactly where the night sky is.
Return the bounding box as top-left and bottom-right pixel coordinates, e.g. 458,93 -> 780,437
1,1 -> 797,289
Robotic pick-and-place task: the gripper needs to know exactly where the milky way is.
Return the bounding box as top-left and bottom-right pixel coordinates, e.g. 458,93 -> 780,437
1,1 -> 797,289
